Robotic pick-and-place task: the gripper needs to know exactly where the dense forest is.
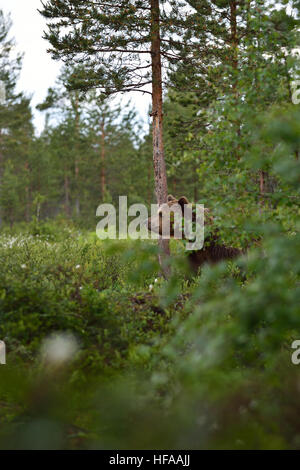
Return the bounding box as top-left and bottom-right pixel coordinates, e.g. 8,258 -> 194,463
0,0 -> 300,450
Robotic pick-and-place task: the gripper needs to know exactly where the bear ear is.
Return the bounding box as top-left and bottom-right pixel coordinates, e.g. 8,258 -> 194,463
178,196 -> 189,208
167,194 -> 176,202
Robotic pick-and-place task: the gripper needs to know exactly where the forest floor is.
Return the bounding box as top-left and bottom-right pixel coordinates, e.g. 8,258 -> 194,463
0,221 -> 299,449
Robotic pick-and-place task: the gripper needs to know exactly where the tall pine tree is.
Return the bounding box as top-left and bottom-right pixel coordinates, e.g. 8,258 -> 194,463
40,0 -> 197,271
0,9 -> 33,226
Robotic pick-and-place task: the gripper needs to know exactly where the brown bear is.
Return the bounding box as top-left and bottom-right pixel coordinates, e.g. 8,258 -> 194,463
147,194 -> 243,274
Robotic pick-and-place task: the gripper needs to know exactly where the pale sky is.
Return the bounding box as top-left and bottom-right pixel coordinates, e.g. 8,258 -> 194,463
0,0 -> 150,134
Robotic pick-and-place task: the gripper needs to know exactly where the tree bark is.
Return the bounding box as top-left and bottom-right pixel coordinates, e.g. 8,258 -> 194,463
148,160 -> 152,207
74,92 -> 80,216
230,1 -> 241,160
230,1 -> 238,70
0,130 -> 2,227
284,56 -> 299,161
101,119 -> 106,200
64,169 -> 71,217
25,161 -> 30,222
151,0 -> 170,277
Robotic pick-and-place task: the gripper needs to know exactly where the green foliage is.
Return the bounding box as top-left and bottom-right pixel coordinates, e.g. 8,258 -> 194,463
39,0 -> 192,96
0,194 -> 299,450
0,0 -> 299,451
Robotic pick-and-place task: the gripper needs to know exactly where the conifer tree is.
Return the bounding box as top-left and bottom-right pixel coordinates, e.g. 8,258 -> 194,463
37,66 -> 88,217
166,1 -> 298,201
40,0 -> 194,269
0,9 -> 33,226
85,92 -> 138,202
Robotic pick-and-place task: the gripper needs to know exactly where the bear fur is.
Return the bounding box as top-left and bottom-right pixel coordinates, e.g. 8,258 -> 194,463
147,194 -> 243,273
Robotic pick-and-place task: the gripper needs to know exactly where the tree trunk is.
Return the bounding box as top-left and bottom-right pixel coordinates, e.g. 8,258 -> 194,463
0,131 -> 2,227
64,169 -> 71,217
151,0 -> 170,277
25,161 -> 30,222
230,1 -> 241,160
101,120 -> 106,200
284,56 -> 299,161
230,1 -> 238,70
148,161 -> 152,207
74,93 -> 80,216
